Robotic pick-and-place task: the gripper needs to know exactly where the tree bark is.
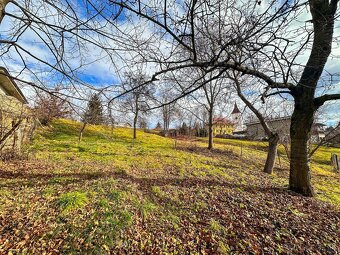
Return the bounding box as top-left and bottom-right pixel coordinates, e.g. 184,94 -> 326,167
232,75 -> 279,174
0,0 -> 9,24
78,122 -> 87,143
133,111 -> 138,139
162,105 -> 170,136
288,0 -> 337,197
0,119 -> 22,149
289,99 -> 315,196
263,133 -> 279,174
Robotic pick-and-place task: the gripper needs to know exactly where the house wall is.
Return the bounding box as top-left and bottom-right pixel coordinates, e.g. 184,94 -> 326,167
246,118 -> 291,140
0,93 -> 34,155
0,85 -> 6,96
212,124 -> 234,136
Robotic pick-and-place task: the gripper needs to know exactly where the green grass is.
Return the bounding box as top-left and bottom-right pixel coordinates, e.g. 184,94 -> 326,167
29,119 -> 340,207
0,118 -> 339,254
57,191 -> 89,212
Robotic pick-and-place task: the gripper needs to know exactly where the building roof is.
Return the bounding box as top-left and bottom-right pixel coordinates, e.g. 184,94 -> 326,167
246,116 -> 327,130
231,103 -> 240,114
213,117 -> 233,125
0,67 -> 28,104
246,116 -> 291,126
313,122 -> 326,127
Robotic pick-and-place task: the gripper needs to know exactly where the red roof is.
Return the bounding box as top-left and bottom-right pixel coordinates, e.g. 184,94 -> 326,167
213,117 -> 233,125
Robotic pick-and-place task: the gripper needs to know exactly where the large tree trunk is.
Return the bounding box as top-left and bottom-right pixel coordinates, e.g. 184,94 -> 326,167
263,133 -> 279,174
0,0 -> 9,23
289,99 -> 315,196
207,108 -> 213,150
288,0 -> 337,197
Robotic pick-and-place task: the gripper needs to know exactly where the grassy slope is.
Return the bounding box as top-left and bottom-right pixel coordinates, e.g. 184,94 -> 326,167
199,137 -> 340,206
0,119 -> 339,254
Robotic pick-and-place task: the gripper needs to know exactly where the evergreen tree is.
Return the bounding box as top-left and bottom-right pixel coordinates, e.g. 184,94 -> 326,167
155,122 -> 162,129
84,94 -> 104,124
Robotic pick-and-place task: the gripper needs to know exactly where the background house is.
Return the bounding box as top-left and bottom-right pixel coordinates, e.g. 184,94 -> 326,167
246,116 -> 326,143
211,103 -> 246,137
246,116 -> 291,140
311,123 -> 326,143
0,67 -> 34,155
325,125 -> 340,146
212,117 -> 234,136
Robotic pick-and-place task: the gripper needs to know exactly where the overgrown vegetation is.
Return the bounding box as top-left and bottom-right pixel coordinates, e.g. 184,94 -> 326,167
0,119 -> 339,254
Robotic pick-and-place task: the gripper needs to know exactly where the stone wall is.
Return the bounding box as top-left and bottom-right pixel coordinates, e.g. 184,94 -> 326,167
0,93 -> 35,155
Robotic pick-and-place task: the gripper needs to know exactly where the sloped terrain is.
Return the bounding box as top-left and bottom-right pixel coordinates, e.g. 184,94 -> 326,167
0,119 -> 339,254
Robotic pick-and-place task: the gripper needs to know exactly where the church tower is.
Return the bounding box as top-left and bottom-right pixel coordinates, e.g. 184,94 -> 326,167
231,103 -> 243,132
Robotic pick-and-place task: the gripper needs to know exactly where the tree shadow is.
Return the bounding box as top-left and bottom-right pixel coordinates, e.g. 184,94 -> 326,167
0,170 -> 111,188
0,166 -> 289,196
0,166 -> 305,202
120,174 -> 291,195
175,145 -> 240,159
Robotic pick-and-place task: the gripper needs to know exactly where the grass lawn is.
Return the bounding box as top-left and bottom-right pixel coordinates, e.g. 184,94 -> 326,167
0,119 -> 339,254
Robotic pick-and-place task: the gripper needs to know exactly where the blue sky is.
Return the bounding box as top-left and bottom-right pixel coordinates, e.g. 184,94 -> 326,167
0,0 -> 339,126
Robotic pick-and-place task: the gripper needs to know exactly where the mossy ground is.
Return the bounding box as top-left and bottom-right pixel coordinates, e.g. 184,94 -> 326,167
0,119 -> 339,254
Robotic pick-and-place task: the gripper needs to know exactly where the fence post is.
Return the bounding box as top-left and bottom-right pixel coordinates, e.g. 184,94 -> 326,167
331,154 -> 339,172
277,150 -> 281,168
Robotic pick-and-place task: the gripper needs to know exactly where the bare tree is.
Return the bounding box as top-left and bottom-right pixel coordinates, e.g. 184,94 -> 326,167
168,68 -> 230,149
201,76 -> 229,149
119,72 -> 154,139
110,0 -> 340,196
229,72 -> 279,174
34,89 -> 71,125
0,0 -> 127,111
156,83 -> 178,136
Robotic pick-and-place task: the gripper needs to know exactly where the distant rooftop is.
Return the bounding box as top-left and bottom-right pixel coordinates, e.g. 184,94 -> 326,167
213,117 -> 233,125
245,116 -> 326,128
231,103 -> 240,114
245,116 -> 291,126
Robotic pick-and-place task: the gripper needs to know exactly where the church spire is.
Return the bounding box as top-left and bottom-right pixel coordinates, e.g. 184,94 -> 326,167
231,102 -> 240,114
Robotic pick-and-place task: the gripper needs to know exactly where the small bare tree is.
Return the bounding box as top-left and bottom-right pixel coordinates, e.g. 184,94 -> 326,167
156,83 -> 178,136
229,72 -> 280,174
34,89 -> 71,125
119,72 -> 154,139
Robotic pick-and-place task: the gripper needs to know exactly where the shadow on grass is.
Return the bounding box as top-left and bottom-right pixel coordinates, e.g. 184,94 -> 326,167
0,170 -> 110,188
0,168 -> 294,198
175,145 -> 240,159
122,175 -> 292,196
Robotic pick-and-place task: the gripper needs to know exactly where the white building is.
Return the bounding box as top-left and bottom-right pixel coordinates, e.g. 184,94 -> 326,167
231,103 -> 245,134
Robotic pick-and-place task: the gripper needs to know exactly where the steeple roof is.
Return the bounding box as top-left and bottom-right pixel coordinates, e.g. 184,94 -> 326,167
231,103 -> 240,114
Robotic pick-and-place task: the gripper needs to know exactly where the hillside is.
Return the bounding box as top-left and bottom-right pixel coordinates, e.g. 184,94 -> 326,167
0,119 -> 339,254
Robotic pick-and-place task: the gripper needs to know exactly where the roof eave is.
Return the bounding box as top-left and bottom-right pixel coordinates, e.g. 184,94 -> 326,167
0,67 -> 28,104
